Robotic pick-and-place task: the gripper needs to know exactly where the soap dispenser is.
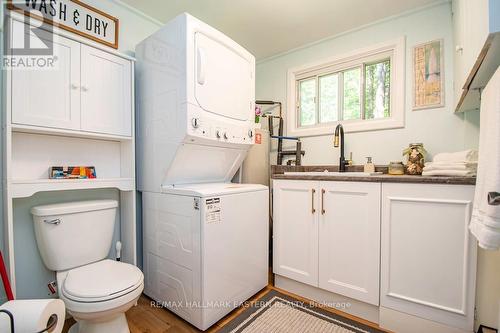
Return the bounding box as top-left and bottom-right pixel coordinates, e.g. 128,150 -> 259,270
364,157 -> 375,173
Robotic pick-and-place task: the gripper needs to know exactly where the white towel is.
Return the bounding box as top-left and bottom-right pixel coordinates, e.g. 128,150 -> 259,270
424,162 -> 477,171
433,150 -> 478,163
422,169 -> 476,177
470,66 -> 500,250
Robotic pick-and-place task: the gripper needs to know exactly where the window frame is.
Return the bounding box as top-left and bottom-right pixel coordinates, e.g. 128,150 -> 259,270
287,37 -> 405,137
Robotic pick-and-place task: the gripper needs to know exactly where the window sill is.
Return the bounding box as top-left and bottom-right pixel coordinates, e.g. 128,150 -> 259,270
288,117 -> 405,137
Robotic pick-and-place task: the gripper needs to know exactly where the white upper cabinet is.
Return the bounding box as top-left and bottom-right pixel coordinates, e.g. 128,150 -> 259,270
273,180 -> 319,286
452,0 -> 500,112
319,181 -> 380,306
11,21 -> 81,130
9,20 -> 133,137
81,45 -> 132,136
380,183 -> 476,331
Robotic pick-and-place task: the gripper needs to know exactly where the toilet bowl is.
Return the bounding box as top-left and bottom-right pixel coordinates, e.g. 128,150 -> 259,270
31,200 -> 144,333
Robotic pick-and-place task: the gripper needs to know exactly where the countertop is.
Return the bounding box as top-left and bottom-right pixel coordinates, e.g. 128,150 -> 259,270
271,165 -> 476,185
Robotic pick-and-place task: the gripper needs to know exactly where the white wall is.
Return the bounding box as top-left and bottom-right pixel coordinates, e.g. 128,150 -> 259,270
84,0 -> 162,55
256,2 -> 480,166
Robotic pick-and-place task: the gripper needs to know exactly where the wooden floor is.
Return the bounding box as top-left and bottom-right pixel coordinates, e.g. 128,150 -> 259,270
63,285 -> 391,333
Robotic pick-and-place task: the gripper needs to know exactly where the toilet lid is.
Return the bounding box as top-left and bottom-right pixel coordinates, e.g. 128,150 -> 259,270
62,259 -> 143,302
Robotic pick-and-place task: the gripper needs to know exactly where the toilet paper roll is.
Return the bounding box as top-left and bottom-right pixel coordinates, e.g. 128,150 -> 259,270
0,299 -> 65,333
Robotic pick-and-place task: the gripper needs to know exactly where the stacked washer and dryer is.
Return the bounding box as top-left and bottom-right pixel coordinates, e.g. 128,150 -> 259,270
135,13 -> 269,330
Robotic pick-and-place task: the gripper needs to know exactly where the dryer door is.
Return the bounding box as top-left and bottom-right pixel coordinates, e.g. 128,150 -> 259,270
194,32 -> 253,121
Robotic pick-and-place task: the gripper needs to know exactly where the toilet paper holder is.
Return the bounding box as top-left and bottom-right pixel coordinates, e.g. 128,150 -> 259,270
0,309 -> 58,333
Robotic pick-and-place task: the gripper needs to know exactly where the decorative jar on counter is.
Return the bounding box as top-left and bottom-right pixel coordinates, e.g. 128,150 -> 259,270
388,161 -> 405,175
403,143 -> 426,175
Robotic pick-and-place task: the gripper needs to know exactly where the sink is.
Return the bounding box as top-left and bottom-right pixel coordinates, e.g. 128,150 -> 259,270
284,171 -> 382,177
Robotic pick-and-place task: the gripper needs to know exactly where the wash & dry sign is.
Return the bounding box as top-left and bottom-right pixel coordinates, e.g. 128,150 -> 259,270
7,0 -> 119,49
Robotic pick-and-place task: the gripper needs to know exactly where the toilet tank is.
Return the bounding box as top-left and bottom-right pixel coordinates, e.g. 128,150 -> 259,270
31,200 -> 118,271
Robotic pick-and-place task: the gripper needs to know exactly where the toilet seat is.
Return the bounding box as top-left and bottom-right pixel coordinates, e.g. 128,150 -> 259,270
62,259 -> 143,303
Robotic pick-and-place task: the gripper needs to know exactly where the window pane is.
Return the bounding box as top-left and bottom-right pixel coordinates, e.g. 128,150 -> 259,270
319,74 -> 339,123
299,78 -> 316,126
365,60 -> 390,119
343,68 -> 361,120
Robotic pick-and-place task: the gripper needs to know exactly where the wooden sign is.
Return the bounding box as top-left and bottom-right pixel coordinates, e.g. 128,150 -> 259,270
7,0 -> 119,49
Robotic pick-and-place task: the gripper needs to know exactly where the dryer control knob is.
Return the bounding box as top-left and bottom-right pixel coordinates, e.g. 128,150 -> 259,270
192,118 -> 199,128
248,130 -> 253,138
223,132 -> 228,139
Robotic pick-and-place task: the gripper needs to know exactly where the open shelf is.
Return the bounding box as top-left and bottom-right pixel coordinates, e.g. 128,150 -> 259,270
11,178 -> 135,198
11,123 -> 134,142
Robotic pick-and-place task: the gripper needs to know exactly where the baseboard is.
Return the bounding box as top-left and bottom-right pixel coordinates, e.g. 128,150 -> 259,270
379,306 -> 474,333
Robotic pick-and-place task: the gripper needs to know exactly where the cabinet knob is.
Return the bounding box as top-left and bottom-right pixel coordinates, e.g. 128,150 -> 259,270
81,86 -> 89,92
455,45 -> 463,53
71,84 -> 79,90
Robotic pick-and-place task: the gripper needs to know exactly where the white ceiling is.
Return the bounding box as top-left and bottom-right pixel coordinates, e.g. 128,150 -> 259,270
121,0 -> 439,60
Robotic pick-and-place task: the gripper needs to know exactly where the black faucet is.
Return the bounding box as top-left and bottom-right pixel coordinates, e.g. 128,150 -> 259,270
334,124 -> 348,172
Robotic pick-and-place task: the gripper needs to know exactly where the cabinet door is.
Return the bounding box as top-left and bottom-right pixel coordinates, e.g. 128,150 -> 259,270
273,180 -> 319,286
318,181 -> 381,305
11,20 -> 80,130
380,183 -> 476,331
80,45 -> 132,136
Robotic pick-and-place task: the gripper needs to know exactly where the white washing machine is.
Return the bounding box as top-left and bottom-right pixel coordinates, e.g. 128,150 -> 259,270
142,183 -> 268,330
136,13 -> 268,330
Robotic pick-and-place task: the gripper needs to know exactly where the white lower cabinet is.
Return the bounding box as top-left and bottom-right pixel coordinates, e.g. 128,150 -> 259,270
273,179 -> 381,305
273,180 -> 319,286
380,183 -> 476,332
274,179 -> 477,332
319,181 -> 380,305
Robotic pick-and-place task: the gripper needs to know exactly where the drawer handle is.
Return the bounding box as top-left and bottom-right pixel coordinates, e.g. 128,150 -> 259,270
311,189 -> 316,214
321,189 -> 325,215
488,192 -> 500,206
43,218 -> 61,225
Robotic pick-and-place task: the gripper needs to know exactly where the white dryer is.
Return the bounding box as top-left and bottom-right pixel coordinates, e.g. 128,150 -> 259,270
136,13 -> 268,330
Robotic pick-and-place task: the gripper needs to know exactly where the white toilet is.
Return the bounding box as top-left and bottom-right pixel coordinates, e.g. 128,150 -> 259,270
31,200 -> 144,333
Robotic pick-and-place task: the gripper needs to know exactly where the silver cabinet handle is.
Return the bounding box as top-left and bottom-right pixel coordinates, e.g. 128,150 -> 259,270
488,192 -> 500,206
44,218 -> 61,225
311,189 -> 316,214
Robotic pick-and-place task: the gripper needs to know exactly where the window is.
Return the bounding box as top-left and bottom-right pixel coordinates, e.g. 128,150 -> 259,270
288,38 -> 405,136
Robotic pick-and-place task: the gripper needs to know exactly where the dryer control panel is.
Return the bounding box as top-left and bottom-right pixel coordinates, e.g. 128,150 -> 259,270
188,115 -> 255,145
